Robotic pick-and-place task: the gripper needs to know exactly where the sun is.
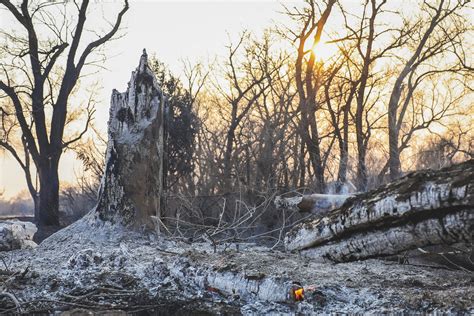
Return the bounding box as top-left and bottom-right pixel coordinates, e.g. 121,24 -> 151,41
311,40 -> 337,62
304,35 -> 338,62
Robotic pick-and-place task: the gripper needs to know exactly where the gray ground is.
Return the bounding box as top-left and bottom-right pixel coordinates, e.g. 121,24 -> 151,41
1,214 -> 472,315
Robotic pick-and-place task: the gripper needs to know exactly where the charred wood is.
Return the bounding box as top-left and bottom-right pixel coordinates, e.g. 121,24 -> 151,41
285,160 -> 474,262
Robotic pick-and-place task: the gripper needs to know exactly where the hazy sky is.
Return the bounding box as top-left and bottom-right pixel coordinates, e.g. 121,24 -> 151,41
0,0 -> 296,198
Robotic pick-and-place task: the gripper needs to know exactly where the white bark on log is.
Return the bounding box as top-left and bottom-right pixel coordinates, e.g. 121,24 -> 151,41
284,160 -> 474,262
92,49 -> 164,228
274,194 -> 352,214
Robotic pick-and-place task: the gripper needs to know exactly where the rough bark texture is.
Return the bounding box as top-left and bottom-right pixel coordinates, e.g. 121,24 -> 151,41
92,49 -> 164,228
285,160 -> 474,262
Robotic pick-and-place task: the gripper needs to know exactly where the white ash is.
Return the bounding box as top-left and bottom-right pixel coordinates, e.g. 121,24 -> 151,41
2,215 -> 472,314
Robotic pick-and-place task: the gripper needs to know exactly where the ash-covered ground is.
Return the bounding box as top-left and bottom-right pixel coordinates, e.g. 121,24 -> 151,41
1,213 -> 472,315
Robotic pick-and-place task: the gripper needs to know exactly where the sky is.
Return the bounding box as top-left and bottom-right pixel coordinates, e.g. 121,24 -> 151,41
0,0 -> 297,198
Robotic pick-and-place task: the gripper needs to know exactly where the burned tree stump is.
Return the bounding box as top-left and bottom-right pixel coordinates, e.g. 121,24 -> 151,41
284,160 -> 474,262
92,49 -> 165,229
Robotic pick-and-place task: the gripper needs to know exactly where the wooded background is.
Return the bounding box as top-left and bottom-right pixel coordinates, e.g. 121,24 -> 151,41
0,0 -> 472,229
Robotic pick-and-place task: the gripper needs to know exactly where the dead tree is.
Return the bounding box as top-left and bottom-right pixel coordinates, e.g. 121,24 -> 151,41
0,0 -> 129,226
218,33 -> 273,192
284,0 -> 337,193
285,159 -> 473,262
92,50 -> 164,229
386,0 -> 470,180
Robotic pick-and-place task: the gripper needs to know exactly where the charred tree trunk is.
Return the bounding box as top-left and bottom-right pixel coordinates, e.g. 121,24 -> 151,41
285,160 -> 474,262
92,50 -> 164,229
37,162 -> 60,226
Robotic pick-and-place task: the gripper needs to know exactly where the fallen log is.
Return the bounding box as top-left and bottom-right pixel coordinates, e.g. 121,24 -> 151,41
274,193 -> 353,215
284,160 -> 474,262
8,221 -> 474,314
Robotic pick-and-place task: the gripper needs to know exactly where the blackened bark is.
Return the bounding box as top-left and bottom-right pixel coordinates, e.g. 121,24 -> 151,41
93,50 -> 164,229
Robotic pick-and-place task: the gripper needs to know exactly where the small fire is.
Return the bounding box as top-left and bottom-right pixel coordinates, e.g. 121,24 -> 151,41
292,285 -> 304,301
294,287 -> 304,300
291,283 -> 317,302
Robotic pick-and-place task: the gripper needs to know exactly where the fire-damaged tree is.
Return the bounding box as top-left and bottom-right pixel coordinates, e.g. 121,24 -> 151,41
0,0 -> 129,226
69,57 -> 201,227
93,50 -> 165,228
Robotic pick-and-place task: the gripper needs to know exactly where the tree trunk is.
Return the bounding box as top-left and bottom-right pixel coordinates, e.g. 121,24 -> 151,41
355,84 -> 368,191
223,127 -> 235,192
37,162 -> 60,226
388,128 -> 401,181
307,114 -> 325,193
300,99 -> 325,193
336,108 -> 349,193
336,152 -> 347,193
33,197 -> 39,222
388,84 -> 402,180
356,143 -> 368,191
354,0 -> 377,192
298,140 -> 305,188
285,160 -> 474,262
92,50 -> 165,229
257,124 -> 274,190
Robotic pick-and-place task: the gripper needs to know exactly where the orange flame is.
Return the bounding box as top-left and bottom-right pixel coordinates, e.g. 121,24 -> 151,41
293,287 -> 304,301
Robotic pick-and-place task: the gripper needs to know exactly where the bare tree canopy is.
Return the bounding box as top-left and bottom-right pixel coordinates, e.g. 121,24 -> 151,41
0,0 -> 129,226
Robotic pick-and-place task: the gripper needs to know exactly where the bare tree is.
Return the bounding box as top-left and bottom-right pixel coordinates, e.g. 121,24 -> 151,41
386,0 -> 470,180
216,32 -> 275,192
322,57 -> 353,192
335,0 -> 412,191
284,0 -> 337,193
0,0 -> 129,226
252,52 -> 295,191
